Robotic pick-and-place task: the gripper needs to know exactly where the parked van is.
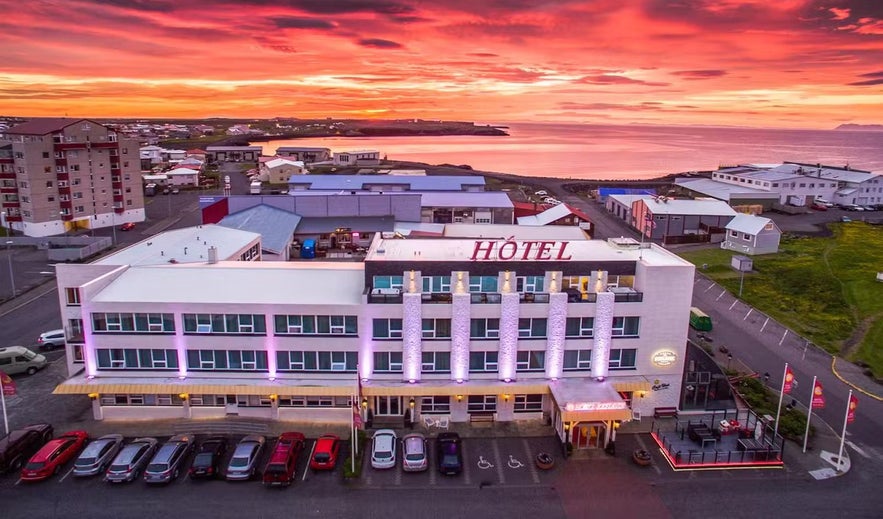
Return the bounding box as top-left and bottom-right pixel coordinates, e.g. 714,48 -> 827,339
0,346 -> 47,376
689,307 -> 713,332
300,239 -> 316,259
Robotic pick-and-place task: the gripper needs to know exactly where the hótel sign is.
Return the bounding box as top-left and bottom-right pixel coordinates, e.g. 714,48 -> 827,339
471,239 -> 573,261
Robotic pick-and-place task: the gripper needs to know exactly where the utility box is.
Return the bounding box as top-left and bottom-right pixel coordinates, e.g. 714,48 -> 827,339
731,255 -> 753,272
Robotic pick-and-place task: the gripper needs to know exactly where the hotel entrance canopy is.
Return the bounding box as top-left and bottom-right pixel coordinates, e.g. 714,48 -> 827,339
550,378 -> 633,422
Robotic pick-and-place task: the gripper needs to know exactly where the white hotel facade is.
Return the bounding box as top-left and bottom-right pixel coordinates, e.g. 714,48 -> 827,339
54,229 -> 694,451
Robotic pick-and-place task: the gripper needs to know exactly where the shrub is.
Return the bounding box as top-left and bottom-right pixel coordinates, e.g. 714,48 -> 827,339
342,430 -> 367,479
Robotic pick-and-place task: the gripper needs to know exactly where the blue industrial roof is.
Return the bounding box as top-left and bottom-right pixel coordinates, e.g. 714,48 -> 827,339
218,205 -> 302,254
287,175 -> 485,191
598,187 -> 655,198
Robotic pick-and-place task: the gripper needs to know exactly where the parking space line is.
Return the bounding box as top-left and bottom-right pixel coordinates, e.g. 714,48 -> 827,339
394,463 -> 402,486
491,439 -> 506,485
461,441 -> 471,485
429,461 -> 437,486
59,466 -> 75,483
521,439 -> 540,484
302,442 -> 315,481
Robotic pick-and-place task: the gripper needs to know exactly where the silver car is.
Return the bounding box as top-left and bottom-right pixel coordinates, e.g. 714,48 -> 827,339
225,435 -> 265,481
144,433 -> 195,484
73,434 -> 123,477
401,433 -> 428,472
104,437 -> 157,483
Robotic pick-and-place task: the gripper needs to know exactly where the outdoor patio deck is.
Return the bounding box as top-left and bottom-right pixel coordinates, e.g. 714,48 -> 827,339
650,409 -> 785,470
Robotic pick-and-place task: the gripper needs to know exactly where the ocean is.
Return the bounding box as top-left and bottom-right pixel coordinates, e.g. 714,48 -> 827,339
254,122 -> 883,180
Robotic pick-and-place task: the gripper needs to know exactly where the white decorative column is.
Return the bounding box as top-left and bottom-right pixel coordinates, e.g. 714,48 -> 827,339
592,291 -> 615,379
498,272 -> 519,381
545,291 -> 568,379
451,287 -> 471,382
402,291 -> 423,382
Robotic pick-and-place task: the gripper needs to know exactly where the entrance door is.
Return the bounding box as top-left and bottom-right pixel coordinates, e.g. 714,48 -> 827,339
374,396 -> 402,416
573,423 -> 606,449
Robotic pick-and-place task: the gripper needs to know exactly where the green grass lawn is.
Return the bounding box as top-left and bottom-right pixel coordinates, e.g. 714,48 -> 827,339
678,222 -> 883,376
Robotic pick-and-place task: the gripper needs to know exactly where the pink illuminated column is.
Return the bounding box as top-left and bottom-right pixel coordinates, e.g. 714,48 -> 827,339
450,291 -> 471,382
173,310 -> 188,379
265,312 -> 277,380
498,291 -> 520,382
545,291 -> 568,379
401,292 -> 423,382
592,291 -> 615,379
81,301 -> 98,377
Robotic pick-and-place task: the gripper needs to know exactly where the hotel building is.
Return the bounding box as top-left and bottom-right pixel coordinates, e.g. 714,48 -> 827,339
1,118 -> 144,237
53,228 -> 693,452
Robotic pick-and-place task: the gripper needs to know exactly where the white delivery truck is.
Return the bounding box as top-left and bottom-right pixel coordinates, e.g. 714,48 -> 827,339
250,180 -> 262,195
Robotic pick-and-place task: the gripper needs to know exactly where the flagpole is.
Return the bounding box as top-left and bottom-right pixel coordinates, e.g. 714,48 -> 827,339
802,375 -> 817,453
836,389 -> 852,472
1,384 -> 8,435
773,363 -> 788,439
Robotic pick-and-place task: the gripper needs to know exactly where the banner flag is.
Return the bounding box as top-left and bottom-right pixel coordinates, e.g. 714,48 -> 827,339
0,371 -> 15,397
783,365 -> 794,394
811,380 -> 825,409
847,394 -> 858,423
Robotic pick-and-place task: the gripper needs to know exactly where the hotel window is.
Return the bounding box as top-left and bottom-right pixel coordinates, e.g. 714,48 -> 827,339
277,396 -> 335,407
563,350 -> 592,371
608,348 -> 637,370
186,350 -> 269,371
373,275 -> 403,290
467,395 -> 497,412
276,351 -> 357,372
516,276 -> 544,293
92,312 -> 174,333
518,318 -> 547,338
274,315 -> 357,335
516,351 -> 545,372
68,318 -> 83,340
514,394 -> 543,413
422,318 -> 452,339
64,287 -> 81,306
470,318 -> 500,339
182,313 -> 267,334
373,318 -> 403,339
96,348 -> 178,370
420,396 -> 450,414
422,352 -> 451,373
373,352 -> 403,373
422,276 -> 451,293
611,317 -> 640,337
469,351 -> 498,372
565,317 -> 594,338
469,276 -> 499,292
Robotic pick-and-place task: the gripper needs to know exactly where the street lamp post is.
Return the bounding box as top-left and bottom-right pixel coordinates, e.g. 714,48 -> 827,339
5,240 -> 15,299
726,354 -> 733,371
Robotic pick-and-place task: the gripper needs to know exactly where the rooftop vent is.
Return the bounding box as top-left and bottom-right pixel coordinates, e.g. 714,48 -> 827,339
608,237 -> 641,249
207,246 -> 218,264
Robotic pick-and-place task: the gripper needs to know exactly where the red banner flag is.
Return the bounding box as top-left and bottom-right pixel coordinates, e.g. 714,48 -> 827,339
847,394 -> 858,423
783,366 -> 794,394
0,371 -> 15,396
811,380 -> 825,409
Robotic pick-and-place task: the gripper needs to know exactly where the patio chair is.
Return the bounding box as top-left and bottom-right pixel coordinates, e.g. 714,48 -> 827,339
423,416 -> 437,428
436,416 -> 450,430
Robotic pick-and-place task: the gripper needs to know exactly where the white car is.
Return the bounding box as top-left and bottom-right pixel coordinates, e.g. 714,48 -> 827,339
401,433 -> 428,472
371,429 -> 397,470
37,329 -> 66,350
534,190 -> 548,196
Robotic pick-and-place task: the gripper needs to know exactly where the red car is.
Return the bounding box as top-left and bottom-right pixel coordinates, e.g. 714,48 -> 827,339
120,222 -> 136,231
21,430 -> 88,482
262,432 -> 305,487
309,434 -> 341,470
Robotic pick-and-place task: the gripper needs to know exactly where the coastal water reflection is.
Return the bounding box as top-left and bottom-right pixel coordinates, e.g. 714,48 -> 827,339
254,123 -> 883,180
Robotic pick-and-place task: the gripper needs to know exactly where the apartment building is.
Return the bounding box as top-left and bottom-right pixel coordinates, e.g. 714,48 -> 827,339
53,228 -> 693,453
2,118 -> 144,237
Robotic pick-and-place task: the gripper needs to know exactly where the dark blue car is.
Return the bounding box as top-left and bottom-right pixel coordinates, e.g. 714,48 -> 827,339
436,432 -> 462,476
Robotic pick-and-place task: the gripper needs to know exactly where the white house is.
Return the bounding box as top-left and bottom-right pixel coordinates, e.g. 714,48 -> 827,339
721,214 -> 781,255
165,167 -> 200,187
333,150 -> 381,166
260,158 -> 306,184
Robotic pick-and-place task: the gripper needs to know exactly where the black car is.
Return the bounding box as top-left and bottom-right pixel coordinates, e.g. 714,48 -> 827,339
189,437 -> 228,479
0,424 -> 54,474
436,432 -> 463,476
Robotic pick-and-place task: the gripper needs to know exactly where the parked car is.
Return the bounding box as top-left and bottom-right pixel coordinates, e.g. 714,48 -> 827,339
144,433 -> 195,484
104,437 -> 157,483
371,429 -> 397,470
862,205 -> 876,211
0,424 -> 53,474
162,187 -> 171,195
436,432 -> 463,476
119,222 -> 136,231
171,187 -> 180,195
225,435 -> 265,481
309,434 -> 341,471
401,433 -> 428,472
0,346 -> 47,376
534,190 -> 548,196
36,329 -> 66,350
20,430 -> 88,482
189,436 -> 228,480
841,216 -> 852,223
262,432 -> 305,487
814,198 -> 834,207
73,434 -> 123,477
810,203 -> 827,211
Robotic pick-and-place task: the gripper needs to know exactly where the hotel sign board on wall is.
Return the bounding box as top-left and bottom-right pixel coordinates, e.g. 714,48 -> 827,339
652,350 -> 677,367
471,240 -> 573,261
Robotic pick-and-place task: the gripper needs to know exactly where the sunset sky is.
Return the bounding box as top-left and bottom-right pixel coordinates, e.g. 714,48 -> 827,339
1,0 -> 882,128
